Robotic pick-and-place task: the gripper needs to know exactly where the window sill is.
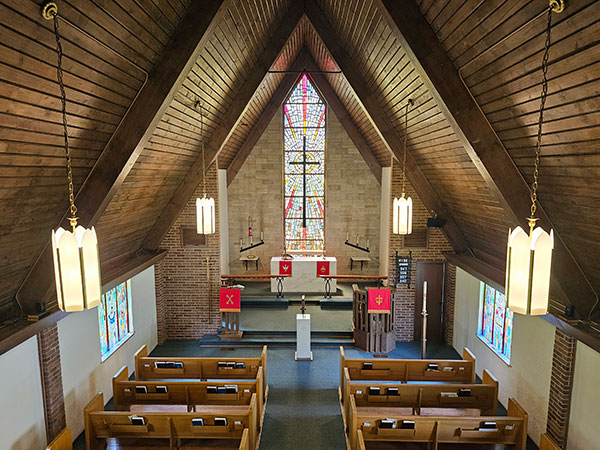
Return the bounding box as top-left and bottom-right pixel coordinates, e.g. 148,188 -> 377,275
100,331 -> 135,363
476,334 -> 511,367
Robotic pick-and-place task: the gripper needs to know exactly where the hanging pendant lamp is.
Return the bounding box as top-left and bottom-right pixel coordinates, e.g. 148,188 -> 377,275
505,1 -> 562,316
44,2 -> 102,312
196,101 -> 216,235
393,99 -> 414,235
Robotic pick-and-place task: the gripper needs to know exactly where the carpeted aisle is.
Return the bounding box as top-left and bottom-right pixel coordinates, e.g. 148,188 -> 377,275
258,347 -> 346,450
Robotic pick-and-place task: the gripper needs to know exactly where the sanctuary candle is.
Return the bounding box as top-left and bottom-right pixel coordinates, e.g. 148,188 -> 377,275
423,281 -> 428,312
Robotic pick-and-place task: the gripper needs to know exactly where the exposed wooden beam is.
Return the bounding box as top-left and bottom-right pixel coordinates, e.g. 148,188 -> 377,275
303,52 -> 383,184
378,0 -> 597,318
0,249 -> 166,357
16,0 -> 226,311
226,55 -> 306,185
304,2 -> 470,254
142,2 -> 305,251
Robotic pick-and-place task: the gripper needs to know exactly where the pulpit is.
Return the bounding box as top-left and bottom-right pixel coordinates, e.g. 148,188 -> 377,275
352,284 -> 396,353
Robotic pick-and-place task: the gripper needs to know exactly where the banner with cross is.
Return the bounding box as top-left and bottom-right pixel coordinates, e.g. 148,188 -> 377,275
219,288 -> 241,312
367,288 -> 391,314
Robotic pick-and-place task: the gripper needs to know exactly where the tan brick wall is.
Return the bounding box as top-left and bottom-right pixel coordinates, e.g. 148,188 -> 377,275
444,263 -> 456,345
227,106 -> 381,274
38,323 -> 66,442
547,328 -> 577,448
157,164 -> 221,339
154,260 -> 167,344
389,164 -> 454,341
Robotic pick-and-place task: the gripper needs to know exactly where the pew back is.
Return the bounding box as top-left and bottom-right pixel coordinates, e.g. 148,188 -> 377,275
113,365 -> 264,418
340,346 -> 476,387
46,427 -> 72,450
134,345 -> 267,398
349,395 -> 527,450
342,367 -> 498,420
540,432 -> 561,450
85,392 -> 258,450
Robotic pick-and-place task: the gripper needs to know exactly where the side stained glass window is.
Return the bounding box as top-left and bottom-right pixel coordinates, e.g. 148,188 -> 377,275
478,282 -> 513,364
283,74 -> 325,251
98,280 -> 134,360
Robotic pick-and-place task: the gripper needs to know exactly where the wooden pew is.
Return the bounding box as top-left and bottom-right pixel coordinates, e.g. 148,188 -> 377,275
84,392 -> 258,450
340,346 -> 476,390
46,427 -> 72,450
540,432 -> 561,450
134,344 -> 268,400
341,367 -> 499,422
113,365 -> 265,422
349,395 -> 528,450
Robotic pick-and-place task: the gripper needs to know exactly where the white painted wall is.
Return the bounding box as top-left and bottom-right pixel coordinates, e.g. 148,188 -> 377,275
453,267 -> 555,447
379,167 -> 391,277
58,266 -> 158,439
0,335 -> 47,450
567,341 -> 600,450
218,168 -> 230,274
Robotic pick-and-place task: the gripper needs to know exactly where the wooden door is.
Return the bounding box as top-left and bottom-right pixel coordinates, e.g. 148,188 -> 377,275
414,261 -> 444,343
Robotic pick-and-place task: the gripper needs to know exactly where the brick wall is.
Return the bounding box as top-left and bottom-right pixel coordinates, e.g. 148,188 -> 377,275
547,328 -> 577,448
37,323 -> 66,442
443,263 -> 456,346
154,260 -> 167,344
228,106 -> 381,274
389,164 -> 454,341
157,164 -> 221,339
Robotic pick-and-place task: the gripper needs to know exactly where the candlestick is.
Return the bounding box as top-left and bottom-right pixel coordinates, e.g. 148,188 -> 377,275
261,230 -> 264,241
356,234 -> 359,245
240,238 -> 243,249
346,231 -> 349,241
366,239 -> 370,249
423,281 -> 428,312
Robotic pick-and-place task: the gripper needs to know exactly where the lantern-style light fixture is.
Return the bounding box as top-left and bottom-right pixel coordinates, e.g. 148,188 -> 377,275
393,99 -> 414,235
44,2 -> 102,311
505,0 -> 562,316
195,101 -> 215,234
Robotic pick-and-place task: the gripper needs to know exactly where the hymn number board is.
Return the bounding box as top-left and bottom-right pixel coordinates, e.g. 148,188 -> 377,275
395,251 -> 412,288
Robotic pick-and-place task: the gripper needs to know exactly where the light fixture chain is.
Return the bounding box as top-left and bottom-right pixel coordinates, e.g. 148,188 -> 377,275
531,7 -> 553,220
401,100 -> 411,196
199,101 -> 207,197
52,13 -> 77,223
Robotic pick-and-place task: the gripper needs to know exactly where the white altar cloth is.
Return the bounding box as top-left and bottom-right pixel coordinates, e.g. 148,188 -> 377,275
270,256 -> 337,293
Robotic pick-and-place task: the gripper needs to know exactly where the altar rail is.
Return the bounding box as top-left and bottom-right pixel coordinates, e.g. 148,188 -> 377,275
349,395 -> 528,450
134,345 -> 267,400
341,366 -> 499,422
84,392 -> 257,450
340,346 -> 476,389
113,365 -> 265,420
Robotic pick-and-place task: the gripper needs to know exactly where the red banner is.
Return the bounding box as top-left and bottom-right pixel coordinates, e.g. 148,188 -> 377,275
279,260 -> 292,276
317,261 -> 330,277
219,288 -> 241,312
367,288 -> 391,314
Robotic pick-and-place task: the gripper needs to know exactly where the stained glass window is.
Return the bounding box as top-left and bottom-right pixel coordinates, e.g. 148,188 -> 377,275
283,74 -> 326,251
478,282 -> 513,363
98,280 -> 133,360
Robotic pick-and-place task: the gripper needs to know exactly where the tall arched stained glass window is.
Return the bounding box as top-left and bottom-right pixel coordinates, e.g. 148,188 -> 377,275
283,73 -> 326,252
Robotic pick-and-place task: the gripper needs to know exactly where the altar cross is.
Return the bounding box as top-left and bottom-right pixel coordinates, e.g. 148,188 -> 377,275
290,135 -> 320,228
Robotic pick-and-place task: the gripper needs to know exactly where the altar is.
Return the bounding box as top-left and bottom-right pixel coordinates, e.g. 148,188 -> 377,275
270,256 -> 337,293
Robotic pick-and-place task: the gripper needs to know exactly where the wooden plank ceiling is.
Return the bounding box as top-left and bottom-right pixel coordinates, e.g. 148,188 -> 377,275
0,0 -> 598,321
0,0 -> 191,315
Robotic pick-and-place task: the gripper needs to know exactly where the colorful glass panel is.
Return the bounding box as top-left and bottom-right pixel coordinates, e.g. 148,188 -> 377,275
504,309 -> 514,360
483,285 -> 495,342
283,74 -> 326,251
98,294 -> 108,355
117,283 -> 129,339
493,291 -> 506,352
106,288 -> 118,350
98,281 -> 133,358
478,283 -> 513,363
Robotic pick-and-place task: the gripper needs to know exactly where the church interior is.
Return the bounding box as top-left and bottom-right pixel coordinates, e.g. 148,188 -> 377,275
1,0 -> 600,449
